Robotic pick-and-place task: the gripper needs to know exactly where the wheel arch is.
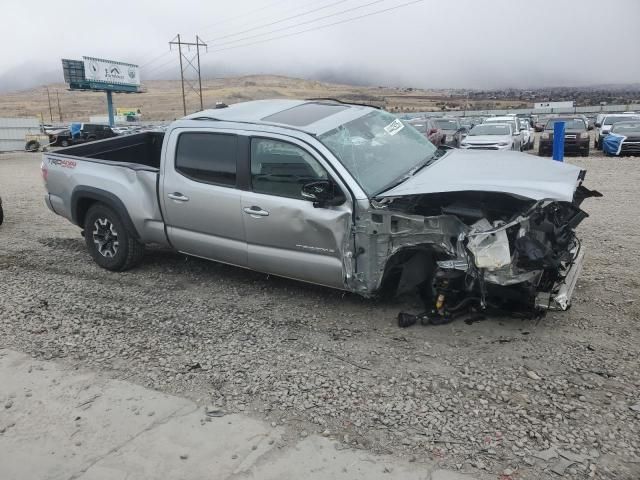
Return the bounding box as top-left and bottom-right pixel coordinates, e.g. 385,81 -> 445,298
377,246 -> 437,298
71,187 -> 140,239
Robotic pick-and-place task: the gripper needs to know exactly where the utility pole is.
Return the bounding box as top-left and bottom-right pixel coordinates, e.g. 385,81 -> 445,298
56,90 -> 63,122
169,34 -> 207,115
46,88 -> 53,122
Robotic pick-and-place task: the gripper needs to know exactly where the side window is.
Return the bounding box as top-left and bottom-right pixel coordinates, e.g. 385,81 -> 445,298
175,132 -> 237,186
251,138 -> 328,200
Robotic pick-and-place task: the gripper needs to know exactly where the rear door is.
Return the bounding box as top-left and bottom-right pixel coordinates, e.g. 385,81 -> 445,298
240,135 -> 352,289
161,128 -> 247,267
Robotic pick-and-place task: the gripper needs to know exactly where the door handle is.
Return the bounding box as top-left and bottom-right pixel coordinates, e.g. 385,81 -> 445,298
168,192 -> 189,202
243,206 -> 269,217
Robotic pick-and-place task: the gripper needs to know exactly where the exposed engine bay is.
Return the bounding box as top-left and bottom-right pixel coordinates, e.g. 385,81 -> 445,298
352,183 -> 602,326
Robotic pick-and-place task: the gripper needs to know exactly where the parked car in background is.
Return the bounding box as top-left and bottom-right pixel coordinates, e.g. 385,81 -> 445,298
514,113 -> 533,128
431,117 -> 466,147
459,118 -> 474,131
573,114 -> 592,131
534,116 -> 548,132
407,117 -> 445,145
595,114 -> 640,149
518,117 -> 535,150
603,121 -> 640,156
460,123 -> 516,150
585,114 -> 597,130
483,116 -> 524,150
50,123 -> 117,147
539,117 -> 590,157
48,129 -> 73,147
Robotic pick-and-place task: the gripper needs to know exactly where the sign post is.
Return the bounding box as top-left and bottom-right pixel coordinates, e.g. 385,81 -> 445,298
61,57 -> 143,127
552,121 -> 565,162
106,91 -> 114,127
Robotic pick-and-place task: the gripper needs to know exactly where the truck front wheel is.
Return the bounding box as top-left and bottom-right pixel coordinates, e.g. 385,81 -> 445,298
84,203 -> 144,271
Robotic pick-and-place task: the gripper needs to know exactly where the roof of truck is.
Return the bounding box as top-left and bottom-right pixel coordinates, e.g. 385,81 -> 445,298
178,99 -> 375,135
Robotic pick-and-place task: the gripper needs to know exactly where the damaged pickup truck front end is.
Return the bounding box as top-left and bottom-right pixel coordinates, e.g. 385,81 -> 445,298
338,147 -> 601,321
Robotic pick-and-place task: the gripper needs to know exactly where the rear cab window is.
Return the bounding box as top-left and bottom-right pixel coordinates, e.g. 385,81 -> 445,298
175,132 -> 238,186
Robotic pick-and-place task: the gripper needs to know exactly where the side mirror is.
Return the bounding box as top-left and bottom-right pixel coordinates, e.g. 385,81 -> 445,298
594,122 -> 601,128
428,128 -> 439,135
301,180 -> 343,207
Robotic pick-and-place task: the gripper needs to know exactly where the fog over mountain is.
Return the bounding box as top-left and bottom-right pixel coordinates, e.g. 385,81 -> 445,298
1,0 -> 639,93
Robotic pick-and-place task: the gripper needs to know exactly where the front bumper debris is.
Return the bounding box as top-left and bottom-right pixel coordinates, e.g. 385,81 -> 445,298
535,247 -> 585,311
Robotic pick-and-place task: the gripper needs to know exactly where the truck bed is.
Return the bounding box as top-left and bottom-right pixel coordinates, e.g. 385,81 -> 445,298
54,131 -> 164,170
43,130 -> 169,247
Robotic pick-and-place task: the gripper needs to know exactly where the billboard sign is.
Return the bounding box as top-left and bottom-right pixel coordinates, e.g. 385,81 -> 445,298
83,56 -> 140,87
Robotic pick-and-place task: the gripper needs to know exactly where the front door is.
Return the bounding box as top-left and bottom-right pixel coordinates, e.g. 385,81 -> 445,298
241,136 -> 351,289
162,129 -> 247,267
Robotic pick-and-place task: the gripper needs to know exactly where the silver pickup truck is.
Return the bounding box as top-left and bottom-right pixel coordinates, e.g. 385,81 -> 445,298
42,99 -> 600,319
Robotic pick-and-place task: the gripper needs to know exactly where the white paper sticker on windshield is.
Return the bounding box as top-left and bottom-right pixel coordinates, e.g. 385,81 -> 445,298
384,118 -> 404,136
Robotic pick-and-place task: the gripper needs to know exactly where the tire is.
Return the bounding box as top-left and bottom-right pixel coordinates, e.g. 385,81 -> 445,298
60,139 -> 70,147
84,203 -> 144,271
25,140 -> 40,152
0,203 -> 4,226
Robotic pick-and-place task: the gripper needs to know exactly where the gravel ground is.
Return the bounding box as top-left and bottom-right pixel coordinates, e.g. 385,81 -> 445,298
1,148 -> 639,480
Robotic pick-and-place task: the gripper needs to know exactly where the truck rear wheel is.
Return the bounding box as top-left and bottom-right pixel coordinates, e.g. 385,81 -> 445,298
84,203 -> 144,271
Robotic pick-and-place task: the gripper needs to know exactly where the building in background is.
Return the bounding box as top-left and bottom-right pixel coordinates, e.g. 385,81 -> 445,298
533,101 -> 575,109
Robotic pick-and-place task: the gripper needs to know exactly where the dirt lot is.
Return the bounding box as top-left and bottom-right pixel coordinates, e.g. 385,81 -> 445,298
0,148 -> 639,479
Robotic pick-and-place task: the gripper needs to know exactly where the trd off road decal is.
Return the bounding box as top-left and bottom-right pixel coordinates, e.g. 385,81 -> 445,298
48,157 -> 77,169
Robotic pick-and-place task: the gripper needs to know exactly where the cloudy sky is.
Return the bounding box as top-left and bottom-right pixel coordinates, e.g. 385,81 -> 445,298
2,0 -> 639,92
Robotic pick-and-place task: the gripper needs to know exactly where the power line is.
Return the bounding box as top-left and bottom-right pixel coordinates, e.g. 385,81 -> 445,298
205,0 -> 349,43
198,0 -> 294,36
142,56 -> 177,75
144,0 -> 350,76
140,50 -> 172,68
133,0 -> 295,67
205,0 -> 425,55
145,0 -> 425,80
209,0 -> 387,49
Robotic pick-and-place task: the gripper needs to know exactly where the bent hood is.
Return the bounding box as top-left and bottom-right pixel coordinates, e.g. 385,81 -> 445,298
379,149 -> 583,202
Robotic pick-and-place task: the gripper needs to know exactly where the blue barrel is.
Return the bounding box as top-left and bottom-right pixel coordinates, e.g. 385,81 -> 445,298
552,121 -> 565,161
